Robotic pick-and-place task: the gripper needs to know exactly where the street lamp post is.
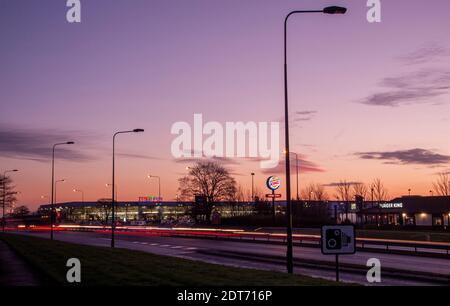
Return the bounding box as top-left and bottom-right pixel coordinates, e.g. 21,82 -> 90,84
283,6 -> 346,274
54,179 -> 66,208
51,142 -> 74,240
111,129 -> 144,248
2,169 -> 18,232
106,184 -> 118,202
73,189 -> 84,202
147,175 -> 161,200
251,173 -> 255,201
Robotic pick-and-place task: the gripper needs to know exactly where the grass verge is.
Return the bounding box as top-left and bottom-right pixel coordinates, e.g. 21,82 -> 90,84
0,233 -> 341,286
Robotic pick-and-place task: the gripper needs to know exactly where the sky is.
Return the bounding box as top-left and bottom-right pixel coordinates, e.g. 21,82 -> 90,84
1,0 -> 450,210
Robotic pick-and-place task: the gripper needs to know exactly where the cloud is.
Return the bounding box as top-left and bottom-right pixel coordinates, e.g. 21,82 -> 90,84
360,68 -> 450,107
116,153 -> 161,160
355,148 -> 450,166
397,43 -> 450,65
360,44 -> 450,107
260,156 -> 324,174
293,110 -> 317,122
322,181 -> 362,187
0,124 -> 96,162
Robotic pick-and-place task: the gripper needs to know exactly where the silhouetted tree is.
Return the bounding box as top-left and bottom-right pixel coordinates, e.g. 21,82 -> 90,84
370,178 -> 389,202
432,172 -> 450,196
178,161 -> 237,221
334,180 -> 353,220
353,182 -> 368,199
12,205 -> 30,218
312,183 -> 328,201
0,175 -> 17,213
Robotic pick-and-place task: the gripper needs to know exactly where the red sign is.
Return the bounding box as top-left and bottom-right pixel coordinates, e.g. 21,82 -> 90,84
266,194 -> 281,198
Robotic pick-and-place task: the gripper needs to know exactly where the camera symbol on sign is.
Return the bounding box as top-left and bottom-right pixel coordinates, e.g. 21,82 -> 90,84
325,229 -> 352,250
321,225 -> 356,255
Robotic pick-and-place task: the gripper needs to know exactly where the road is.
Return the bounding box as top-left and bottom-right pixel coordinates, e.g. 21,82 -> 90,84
13,230 -> 450,286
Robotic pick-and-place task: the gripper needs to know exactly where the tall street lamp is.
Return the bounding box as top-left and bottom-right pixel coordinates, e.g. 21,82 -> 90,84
283,6 -> 347,274
54,179 -> 66,207
147,175 -> 161,200
73,188 -> 84,203
51,141 -> 74,240
251,173 -> 255,201
111,129 -> 144,248
2,169 -> 18,232
106,184 -> 118,201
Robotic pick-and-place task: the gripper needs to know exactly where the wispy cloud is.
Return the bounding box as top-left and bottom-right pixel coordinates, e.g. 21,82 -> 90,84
0,124 -> 96,162
323,181 -> 362,187
360,44 -> 450,107
294,110 -> 317,122
260,156 -> 324,174
360,68 -> 450,107
397,43 -> 450,65
116,153 -> 161,160
355,148 -> 450,166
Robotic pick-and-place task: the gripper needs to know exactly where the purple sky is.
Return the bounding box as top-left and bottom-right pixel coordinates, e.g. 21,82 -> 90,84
1,0 -> 450,209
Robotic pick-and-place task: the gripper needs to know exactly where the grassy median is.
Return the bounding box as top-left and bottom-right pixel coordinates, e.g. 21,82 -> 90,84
0,233 -> 340,286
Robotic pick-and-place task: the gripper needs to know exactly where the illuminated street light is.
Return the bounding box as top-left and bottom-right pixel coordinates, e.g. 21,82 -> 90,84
50,141 -> 74,240
111,129 -> 144,248
73,188 -> 84,203
282,6 -> 347,274
147,174 -> 161,200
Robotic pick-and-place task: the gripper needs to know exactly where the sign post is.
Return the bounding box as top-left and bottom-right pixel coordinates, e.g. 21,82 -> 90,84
266,176 -> 281,224
321,225 -> 356,282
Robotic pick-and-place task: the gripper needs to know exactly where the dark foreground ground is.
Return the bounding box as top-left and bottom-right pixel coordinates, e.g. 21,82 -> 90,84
0,233 -> 342,286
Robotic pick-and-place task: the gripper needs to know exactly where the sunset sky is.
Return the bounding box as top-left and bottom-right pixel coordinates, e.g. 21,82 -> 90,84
1,0 -> 450,211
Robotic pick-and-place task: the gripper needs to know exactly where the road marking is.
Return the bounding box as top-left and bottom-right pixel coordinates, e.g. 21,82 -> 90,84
171,246 -> 183,249
150,243 -> 159,246
186,247 -> 198,250
132,241 -> 139,244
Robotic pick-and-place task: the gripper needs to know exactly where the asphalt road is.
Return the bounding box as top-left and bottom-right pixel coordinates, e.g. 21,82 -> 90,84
14,230 -> 450,286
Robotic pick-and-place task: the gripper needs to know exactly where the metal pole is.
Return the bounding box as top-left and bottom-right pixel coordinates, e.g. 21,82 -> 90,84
284,10 -> 322,274
158,177 -> 161,200
2,172 -> 5,232
272,190 -> 276,224
335,254 -> 340,282
51,145 -> 55,240
295,153 -> 299,200
112,134 -> 116,248
251,173 -> 254,201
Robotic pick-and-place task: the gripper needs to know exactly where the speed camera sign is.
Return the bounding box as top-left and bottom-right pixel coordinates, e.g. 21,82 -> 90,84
321,225 -> 356,255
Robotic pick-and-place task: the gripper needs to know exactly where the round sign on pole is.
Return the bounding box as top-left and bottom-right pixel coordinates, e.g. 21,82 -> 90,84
266,176 -> 281,191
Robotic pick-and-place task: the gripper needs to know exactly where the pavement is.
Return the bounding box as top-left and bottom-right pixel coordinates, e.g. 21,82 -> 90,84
0,239 -> 42,286
13,230 -> 450,286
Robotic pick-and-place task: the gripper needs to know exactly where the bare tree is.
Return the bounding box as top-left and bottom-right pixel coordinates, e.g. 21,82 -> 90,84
300,183 -> 315,201
370,178 -> 389,202
178,162 -> 237,221
353,182 -> 368,200
432,172 -> 450,196
0,175 -> 18,213
334,180 -> 353,220
334,180 -> 353,202
178,161 -> 237,202
312,184 -> 328,201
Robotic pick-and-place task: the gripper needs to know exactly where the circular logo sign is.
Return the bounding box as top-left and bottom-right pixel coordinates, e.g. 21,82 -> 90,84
266,176 -> 281,191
